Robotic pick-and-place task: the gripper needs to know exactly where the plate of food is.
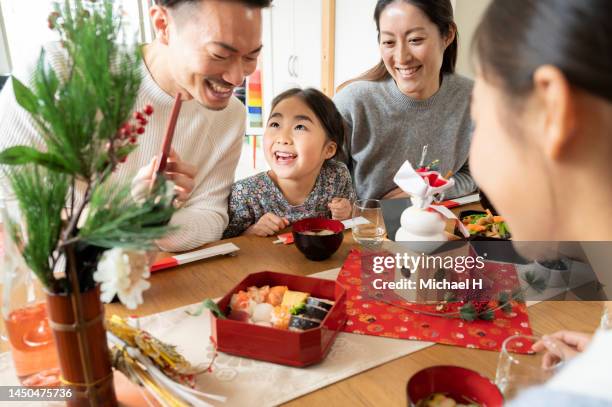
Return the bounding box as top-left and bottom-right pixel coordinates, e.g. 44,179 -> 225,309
460,210 -> 511,240
210,271 -> 347,367
455,210 -> 528,264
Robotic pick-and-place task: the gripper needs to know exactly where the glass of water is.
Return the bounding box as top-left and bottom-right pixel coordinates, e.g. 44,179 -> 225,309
495,334 -> 563,401
352,199 -> 386,250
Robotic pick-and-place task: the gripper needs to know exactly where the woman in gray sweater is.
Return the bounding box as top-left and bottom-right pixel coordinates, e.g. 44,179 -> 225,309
334,0 -> 475,200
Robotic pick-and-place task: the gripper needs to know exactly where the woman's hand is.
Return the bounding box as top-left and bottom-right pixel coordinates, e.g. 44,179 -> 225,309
328,198 -> 352,220
244,213 -> 290,237
531,330 -> 593,368
382,187 -> 409,200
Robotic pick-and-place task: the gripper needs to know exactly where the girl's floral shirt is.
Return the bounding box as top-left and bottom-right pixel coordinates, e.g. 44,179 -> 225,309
223,160 -> 354,238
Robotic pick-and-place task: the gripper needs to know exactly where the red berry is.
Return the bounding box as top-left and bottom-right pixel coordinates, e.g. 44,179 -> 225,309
133,111 -> 144,121
119,157 -> 127,163
472,301 -> 490,314
144,105 -> 154,116
129,137 -> 137,144
136,127 -> 145,135
138,117 -> 148,126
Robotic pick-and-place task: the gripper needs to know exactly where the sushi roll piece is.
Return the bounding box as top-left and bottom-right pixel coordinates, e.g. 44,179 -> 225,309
306,297 -> 334,311
288,315 -> 321,331
304,304 -> 329,321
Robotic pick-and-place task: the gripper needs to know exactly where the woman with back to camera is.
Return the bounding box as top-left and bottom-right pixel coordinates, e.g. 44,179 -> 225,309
470,0 -> 612,404
334,0 -> 476,200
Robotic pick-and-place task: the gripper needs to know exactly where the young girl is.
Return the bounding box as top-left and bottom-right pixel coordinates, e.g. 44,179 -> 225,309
223,88 -> 354,238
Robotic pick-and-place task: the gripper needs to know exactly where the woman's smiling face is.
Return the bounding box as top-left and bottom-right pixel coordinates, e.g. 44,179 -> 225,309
378,1 -> 453,100
263,96 -> 336,181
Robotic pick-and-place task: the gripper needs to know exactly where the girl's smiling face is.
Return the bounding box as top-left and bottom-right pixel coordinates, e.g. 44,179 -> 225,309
264,96 -> 337,181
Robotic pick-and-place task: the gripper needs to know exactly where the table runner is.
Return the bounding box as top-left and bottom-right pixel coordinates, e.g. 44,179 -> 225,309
338,250 -> 534,352
0,268 -> 436,406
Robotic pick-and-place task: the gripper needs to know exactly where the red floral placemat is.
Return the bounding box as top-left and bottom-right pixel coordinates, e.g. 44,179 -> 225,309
337,250 -> 534,352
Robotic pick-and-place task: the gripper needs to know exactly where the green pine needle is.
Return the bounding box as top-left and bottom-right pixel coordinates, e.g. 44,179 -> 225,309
6,166 -> 68,292
79,180 -> 176,250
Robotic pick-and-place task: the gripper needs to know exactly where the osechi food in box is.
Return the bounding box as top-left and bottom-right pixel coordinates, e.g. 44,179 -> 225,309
228,285 -> 335,332
211,271 -> 347,367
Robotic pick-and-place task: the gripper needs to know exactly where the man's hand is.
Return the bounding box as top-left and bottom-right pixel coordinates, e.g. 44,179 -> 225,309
131,149 -> 196,206
165,149 -> 197,203
328,198 -> 352,220
532,330 -> 593,368
244,213 -> 290,237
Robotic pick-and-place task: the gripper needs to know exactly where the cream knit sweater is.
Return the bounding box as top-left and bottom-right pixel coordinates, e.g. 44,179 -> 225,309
0,43 -> 245,252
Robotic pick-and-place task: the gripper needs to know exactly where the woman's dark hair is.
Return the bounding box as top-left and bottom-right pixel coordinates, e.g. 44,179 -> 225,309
270,88 -> 345,158
338,0 -> 457,91
473,0 -> 612,103
155,0 -> 272,8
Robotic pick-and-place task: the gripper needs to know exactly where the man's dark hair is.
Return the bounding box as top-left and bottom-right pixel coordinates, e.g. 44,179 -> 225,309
155,0 -> 272,8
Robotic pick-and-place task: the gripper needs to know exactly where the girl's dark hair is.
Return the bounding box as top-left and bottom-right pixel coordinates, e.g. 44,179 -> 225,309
338,0 -> 457,91
155,0 -> 271,8
473,0 -> 612,103
270,88 -> 345,158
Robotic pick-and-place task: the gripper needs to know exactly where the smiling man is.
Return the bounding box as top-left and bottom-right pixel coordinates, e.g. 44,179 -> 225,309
0,0 -> 270,252
145,0 -> 266,110
133,0 -> 270,250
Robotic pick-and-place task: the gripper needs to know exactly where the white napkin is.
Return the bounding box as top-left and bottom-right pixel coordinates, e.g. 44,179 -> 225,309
393,160 -> 455,208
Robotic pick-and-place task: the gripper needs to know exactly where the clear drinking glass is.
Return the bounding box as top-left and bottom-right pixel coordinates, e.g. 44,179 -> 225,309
495,334 -> 563,401
352,199 -> 386,250
1,202 -> 60,386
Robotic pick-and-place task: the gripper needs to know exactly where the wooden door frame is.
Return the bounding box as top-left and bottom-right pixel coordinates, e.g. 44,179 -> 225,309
321,0 -> 335,97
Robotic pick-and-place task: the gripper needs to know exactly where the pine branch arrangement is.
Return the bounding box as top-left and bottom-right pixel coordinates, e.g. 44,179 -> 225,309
0,0 -> 176,294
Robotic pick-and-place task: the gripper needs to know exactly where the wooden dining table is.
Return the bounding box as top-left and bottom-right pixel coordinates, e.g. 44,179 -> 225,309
103,215 -> 603,407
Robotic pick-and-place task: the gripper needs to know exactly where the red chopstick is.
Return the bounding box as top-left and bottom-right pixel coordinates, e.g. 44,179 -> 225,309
156,92 -> 183,174
150,93 -> 182,190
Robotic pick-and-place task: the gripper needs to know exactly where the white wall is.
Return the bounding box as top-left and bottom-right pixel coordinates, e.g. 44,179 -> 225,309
333,0 -> 492,91
454,0 -> 491,78
0,0 -> 144,74
334,0 -> 379,91
0,1 -> 11,74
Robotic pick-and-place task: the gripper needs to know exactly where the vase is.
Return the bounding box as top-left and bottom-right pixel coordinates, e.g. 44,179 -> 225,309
45,242 -> 117,407
46,284 -> 117,407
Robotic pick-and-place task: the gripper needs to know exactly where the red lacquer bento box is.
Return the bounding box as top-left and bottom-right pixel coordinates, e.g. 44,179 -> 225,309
210,271 -> 347,367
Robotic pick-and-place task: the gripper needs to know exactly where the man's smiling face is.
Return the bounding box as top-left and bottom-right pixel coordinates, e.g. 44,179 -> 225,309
166,0 -> 263,110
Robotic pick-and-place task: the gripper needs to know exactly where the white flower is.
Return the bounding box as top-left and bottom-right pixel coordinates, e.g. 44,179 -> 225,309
93,248 -> 151,310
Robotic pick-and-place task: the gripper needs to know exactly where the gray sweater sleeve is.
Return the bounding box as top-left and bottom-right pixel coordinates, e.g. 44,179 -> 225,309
445,160 -> 477,199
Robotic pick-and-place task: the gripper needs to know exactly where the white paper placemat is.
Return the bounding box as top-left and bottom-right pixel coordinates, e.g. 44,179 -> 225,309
0,268 -> 435,406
